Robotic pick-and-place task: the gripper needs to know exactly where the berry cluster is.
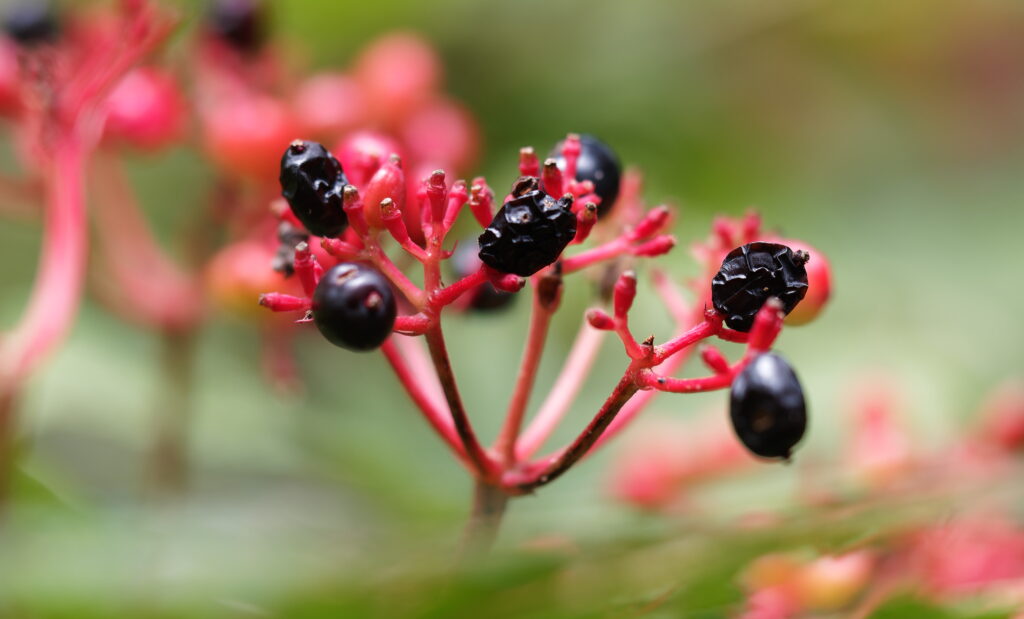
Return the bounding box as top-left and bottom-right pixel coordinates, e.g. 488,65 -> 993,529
259,130 -> 829,543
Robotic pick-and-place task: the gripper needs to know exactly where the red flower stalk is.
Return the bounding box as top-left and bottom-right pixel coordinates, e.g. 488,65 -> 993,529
0,0 -> 176,502
260,130 -> 831,551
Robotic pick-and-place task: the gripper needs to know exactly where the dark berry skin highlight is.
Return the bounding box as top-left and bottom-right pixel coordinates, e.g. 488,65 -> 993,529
450,238 -> 515,311
208,0 -> 266,53
3,0 -> 58,46
478,182 -> 576,277
279,140 -> 349,238
711,242 -> 809,332
312,263 -> 397,351
729,352 -> 807,459
551,134 -> 621,217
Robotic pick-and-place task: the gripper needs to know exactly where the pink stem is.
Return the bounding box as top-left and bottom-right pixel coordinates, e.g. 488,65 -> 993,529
560,237 -> 630,274
368,243 -> 425,307
428,268 -> 487,311
516,322 -> 607,461
0,137 -> 87,393
380,339 -> 466,461
90,153 -> 202,331
655,319 -> 720,362
493,286 -> 556,465
393,334 -> 446,411
423,325 -> 498,479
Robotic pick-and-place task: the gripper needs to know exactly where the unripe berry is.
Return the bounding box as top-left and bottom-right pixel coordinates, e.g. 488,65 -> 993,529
312,263 -> 396,351
478,179 -> 576,277
205,240 -> 297,320
202,95 -> 296,180
354,32 -> 440,126
730,352 -> 807,460
292,73 -> 366,141
780,240 -> 830,326
550,134 -> 621,217
279,140 -> 349,238
103,67 -> 187,151
334,130 -> 402,187
402,97 -> 479,174
712,242 -> 808,332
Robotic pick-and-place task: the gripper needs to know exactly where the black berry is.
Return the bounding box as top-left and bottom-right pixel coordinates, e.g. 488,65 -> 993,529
711,242 -> 809,332
729,352 -> 807,460
450,238 -> 515,312
550,134 -> 621,217
208,0 -> 266,53
3,1 -> 58,46
312,263 -> 396,351
279,140 -> 349,238
478,178 -> 576,277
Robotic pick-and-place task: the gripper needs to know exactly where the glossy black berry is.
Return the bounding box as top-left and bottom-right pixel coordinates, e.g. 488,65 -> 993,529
450,238 -> 515,312
208,0 -> 266,53
279,140 -> 349,238
711,242 -> 809,332
312,263 -> 396,351
550,134 -> 621,217
729,352 -> 807,460
3,1 -> 58,46
478,180 -> 576,277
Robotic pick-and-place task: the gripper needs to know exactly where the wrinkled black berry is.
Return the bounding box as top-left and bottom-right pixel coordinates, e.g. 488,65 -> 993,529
279,140 -> 349,238
550,134 -> 621,217
312,263 -> 396,351
711,242 -> 809,332
208,0 -> 266,53
729,352 -> 807,460
450,238 -> 515,312
478,180 -> 576,277
3,1 -> 58,46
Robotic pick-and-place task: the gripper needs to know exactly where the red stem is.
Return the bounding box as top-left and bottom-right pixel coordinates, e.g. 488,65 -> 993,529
493,287 -> 556,466
506,372 -> 641,492
423,326 -> 498,479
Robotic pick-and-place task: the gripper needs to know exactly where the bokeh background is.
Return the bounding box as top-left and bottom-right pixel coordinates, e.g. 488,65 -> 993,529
1,0 -> 1023,616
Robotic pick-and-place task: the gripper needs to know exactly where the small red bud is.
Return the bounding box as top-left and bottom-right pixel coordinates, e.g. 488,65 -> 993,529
632,206 -> 672,240
519,147 -> 539,177
632,235 -> 675,257
362,155 -> 405,229
613,270 -> 637,318
258,292 -> 310,313
573,203 -> 598,244
586,308 -> 615,330
541,158 -> 564,197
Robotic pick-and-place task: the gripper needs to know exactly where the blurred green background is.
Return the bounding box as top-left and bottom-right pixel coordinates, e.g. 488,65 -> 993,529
1,0 -> 1023,616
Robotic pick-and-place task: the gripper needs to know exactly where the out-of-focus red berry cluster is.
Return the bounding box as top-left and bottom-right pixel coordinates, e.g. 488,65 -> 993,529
609,376 -> 1024,617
